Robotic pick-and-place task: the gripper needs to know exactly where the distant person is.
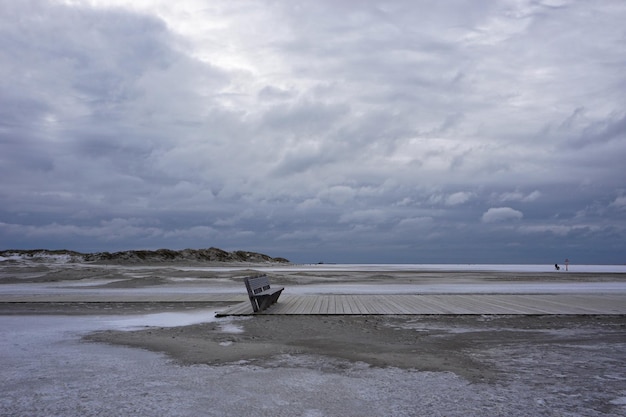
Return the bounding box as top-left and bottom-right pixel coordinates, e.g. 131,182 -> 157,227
554,263 -> 560,271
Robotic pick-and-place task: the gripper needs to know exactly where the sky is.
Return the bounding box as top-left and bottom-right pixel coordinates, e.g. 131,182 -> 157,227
1,0 -> 625,264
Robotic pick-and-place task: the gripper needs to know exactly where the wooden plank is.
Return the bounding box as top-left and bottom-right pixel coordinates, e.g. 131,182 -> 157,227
401,295 -> 435,313
287,295 -> 308,314
341,295 -> 352,314
376,295 -> 395,314
480,295 -> 553,314
335,295 -> 343,314
388,295 -> 416,314
349,294 -> 369,314
310,295 -> 325,314
367,296 -> 384,314
381,295 -> 409,314
299,296 -> 317,314
408,295 -> 452,313
383,295 -> 406,313
366,295 -> 384,314
302,296 -> 315,313
448,294 -> 502,314
326,295 -> 336,314
337,295 -> 350,314
530,294 -> 611,314
345,295 -> 359,314
353,295 -> 373,314
375,296 -> 395,314
380,295 -> 400,313
401,295 -> 434,314
319,295 -> 330,314
440,294 -> 495,314
288,296 -> 304,314
581,294 -> 626,313
331,295 -> 340,314
410,295 -> 449,313
507,295 -> 569,314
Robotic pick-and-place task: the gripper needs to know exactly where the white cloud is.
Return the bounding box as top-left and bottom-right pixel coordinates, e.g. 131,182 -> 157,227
397,217 -> 434,229
296,198 -> 322,211
427,191 -> 474,206
163,226 -> 217,239
518,224 -> 605,237
523,191 -> 541,202
609,196 -> 626,210
497,190 -> 541,202
0,219 -> 163,240
518,224 -> 571,236
481,207 -> 523,223
445,192 -> 473,206
339,209 -> 386,224
319,186 -> 357,206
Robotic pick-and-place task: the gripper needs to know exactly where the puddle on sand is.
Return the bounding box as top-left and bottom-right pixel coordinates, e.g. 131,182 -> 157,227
104,309 -> 219,330
102,309 -> 250,332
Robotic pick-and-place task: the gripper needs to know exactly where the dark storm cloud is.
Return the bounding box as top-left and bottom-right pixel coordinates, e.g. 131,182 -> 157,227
1,0 -> 625,263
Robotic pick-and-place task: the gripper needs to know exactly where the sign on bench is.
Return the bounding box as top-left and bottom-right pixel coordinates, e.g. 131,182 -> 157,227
244,275 -> 284,313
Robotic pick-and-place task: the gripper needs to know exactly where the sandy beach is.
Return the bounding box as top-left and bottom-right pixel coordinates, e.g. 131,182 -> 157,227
2,262 -> 626,416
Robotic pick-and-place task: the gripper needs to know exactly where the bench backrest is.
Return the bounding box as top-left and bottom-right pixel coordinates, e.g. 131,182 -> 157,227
244,275 -> 271,297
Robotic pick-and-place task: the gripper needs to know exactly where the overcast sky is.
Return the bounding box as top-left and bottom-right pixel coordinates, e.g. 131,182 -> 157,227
1,0 -> 625,264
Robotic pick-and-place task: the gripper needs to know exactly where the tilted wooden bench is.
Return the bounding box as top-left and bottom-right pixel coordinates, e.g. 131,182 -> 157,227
244,274 -> 284,313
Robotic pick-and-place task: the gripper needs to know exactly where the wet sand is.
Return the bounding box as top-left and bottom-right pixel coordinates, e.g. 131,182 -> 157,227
86,313 -> 626,386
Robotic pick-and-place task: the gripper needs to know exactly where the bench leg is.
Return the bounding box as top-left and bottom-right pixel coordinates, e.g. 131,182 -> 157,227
270,289 -> 283,305
248,297 -> 260,313
257,295 -> 273,312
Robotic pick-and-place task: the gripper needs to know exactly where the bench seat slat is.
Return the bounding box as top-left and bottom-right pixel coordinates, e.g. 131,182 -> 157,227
253,287 -> 284,297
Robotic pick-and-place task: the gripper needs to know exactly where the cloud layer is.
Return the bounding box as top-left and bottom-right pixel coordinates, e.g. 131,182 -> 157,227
1,0 -> 625,263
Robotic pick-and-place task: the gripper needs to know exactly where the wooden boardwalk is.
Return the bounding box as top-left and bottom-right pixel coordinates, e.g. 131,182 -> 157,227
216,293 -> 626,316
